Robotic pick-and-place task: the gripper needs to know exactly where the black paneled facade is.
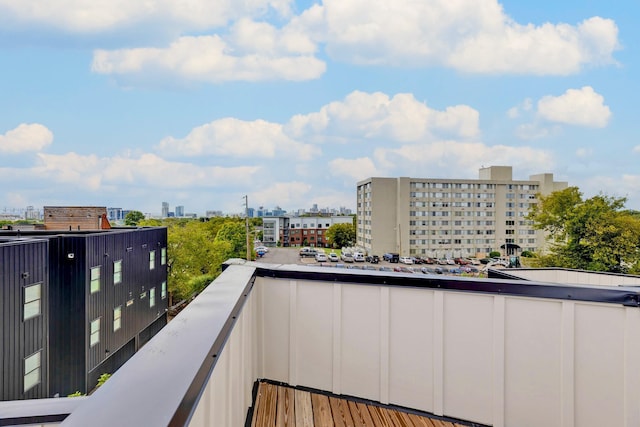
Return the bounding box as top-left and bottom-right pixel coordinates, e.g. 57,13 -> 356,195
0,227 -> 168,400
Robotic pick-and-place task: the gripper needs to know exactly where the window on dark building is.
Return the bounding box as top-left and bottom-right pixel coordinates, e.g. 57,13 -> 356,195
23,283 -> 42,321
90,266 -> 101,294
23,350 -> 42,392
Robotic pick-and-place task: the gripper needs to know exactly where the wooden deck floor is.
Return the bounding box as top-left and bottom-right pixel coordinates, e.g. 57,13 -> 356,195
250,382 -> 467,427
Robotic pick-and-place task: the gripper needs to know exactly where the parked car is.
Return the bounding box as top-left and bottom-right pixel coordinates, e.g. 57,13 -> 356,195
454,258 -> 470,265
353,252 -> 365,262
328,252 -> 339,262
341,253 -> 354,263
365,255 -> 380,264
383,253 -> 400,263
315,252 -> 327,262
399,256 -> 414,265
255,246 -> 269,253
378,266 -> 393,272
299,247 -> 317,257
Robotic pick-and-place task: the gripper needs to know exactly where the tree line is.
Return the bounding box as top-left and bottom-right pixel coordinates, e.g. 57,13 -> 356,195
527,187 -> 640,274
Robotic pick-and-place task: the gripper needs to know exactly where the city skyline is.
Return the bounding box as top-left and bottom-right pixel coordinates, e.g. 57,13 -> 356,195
1,1 -> 639,213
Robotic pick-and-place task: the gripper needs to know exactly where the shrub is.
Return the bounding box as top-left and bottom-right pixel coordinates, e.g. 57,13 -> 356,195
489,251 -> 501,258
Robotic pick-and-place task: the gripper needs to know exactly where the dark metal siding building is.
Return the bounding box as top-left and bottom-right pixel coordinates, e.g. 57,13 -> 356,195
0,227 -> 168,400
0,238 -> 49,401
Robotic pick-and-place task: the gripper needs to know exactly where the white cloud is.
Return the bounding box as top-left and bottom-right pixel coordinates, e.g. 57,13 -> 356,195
329,157 -> 380,183
633,146 -> 640,154
295,0 -> 619,75
29,152 -> 259,190
286,91 -> 480,142
0,0 -> 293,32
507,98 -> 532,119
92,33 -> 325,83
249,181 -> 312,207
537,86 -> 611,128
156,118 -> 319,160
330,141 -> 554,182
0,123 -> 53,153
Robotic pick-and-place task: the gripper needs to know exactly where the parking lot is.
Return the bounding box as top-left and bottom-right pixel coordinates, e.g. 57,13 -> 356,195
254,247 -> 484,276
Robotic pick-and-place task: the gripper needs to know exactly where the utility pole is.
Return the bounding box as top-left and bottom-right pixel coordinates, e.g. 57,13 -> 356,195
245,195 -> 250,261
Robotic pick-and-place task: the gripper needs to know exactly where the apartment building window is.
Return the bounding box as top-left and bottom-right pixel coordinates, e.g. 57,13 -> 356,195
90,318 -> 101,347
506,230 -> 515,235
113,260 -> 122,285
24,283 -> 42,321
149,251 -> 156,270
454,239 -> 462,244
113,306 -> 122,332
161,248 -> 167,265
506,211 -> 515,217
90,266 -> 101,294
150,287 -> 156,308
506,220 -> 515,226
506,202 -> 514,208
24,350 -> 42,392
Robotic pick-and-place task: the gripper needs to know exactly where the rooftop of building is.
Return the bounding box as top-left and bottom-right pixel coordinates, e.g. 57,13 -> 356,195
2,260 -> 639,426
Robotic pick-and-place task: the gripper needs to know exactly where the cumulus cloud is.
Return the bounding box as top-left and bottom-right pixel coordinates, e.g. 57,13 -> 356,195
379,141 -> 553,176
294,0 -> 619,75
156,118 -> 320,160
30,152 -> 259,190
329,157 -> 380,183
0,123 -> 53,153
0,0 -> 293,32
249,181 -> 312,207
286,91 -> 480,142
537,86 -> 611,127
92,33 -> 325,83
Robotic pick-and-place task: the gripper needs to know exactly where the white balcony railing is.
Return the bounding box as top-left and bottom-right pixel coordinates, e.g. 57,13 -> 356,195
3,260 -> 640,427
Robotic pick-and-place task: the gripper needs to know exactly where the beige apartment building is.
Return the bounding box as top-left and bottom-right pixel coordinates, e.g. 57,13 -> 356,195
356,166 -> 568,258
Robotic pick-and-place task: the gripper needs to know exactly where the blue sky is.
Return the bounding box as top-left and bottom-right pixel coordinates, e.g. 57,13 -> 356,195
0,0 -> 638,216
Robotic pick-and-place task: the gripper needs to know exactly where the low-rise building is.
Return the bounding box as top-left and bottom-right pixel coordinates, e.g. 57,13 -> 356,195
0,226 -> 168,401
262,215 -> 353,247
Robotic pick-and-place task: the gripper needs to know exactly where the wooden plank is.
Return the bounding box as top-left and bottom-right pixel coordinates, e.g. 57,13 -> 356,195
312,393 -> 335,427
348,401 -> 375,426
329,397 -> 355,427
406,413 -> 437,427
276,385 -> 296,426
253,383 -> 278,427
250,383 -> 265,427
295,389 -> 315,427
367,404 -> 392,426
388,410 -> 416,427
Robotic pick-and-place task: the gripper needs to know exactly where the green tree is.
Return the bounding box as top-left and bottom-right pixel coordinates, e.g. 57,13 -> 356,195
325,223 -> 356,248
124,210 -> 145,226
214,222 -> 247,259
528,187 -> 640,273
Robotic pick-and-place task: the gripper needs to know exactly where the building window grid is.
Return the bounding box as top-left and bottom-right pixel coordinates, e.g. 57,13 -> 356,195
23,350 -> 41,393
90,266 -> 101,294
90,318 -> 101,347
113,260 -> 122,285
23,283 -> 42,321
149,250 -> 156,270
113,306 -> 122,331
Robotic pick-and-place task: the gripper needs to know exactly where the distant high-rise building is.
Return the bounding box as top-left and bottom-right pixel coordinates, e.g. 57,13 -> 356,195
175,205 -> 184,217
107,207 -> 126,222
247,207 -> 255,218
161,202 -> 169,218
356,166 -> 567,258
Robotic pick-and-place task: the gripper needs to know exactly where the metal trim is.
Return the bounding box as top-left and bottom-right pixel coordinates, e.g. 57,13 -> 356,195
243,262 -> 640,307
